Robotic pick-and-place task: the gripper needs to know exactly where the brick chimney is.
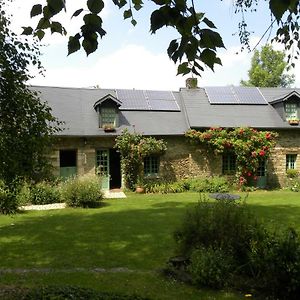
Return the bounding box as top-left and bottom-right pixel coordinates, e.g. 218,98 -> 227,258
185,77 -> 198,89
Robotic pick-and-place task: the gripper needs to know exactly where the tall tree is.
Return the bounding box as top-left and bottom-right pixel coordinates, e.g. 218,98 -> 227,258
0,1 -> 61,185
241,44 -> 295,87
22,1 -> 300,77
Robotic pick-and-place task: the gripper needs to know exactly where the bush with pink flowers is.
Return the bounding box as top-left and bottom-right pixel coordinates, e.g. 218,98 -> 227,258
185,127 -> 278,186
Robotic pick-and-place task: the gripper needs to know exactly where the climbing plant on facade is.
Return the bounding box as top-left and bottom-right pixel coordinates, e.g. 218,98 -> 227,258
185,127 -> 278,186
115,129 -> 167,190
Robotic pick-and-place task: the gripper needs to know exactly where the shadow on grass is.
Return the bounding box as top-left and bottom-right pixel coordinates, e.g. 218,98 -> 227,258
0,204 -> 192,271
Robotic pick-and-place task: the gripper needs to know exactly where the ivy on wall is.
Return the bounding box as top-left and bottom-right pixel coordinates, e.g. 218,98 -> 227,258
185,127 -> 278,186
115,129 -> 167,190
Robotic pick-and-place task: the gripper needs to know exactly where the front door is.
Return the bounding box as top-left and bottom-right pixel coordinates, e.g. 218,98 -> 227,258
256,160 -> 267,189
96,149 -> 110,190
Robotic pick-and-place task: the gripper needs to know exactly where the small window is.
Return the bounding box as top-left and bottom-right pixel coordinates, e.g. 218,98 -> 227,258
222,154 -> 236,175
286,154 -> 297,170
256,160 -> 266,177
100,107 -> 117,127
144,156 -> 160,176
285,103 -> 298,121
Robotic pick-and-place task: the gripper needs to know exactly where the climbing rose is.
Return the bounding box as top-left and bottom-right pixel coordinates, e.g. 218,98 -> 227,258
259,150 -> 265,156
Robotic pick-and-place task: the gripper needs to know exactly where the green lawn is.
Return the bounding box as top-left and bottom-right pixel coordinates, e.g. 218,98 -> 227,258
0,191 -> 299,299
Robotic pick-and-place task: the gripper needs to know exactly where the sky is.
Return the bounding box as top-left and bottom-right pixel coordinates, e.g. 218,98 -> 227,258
6,0 -> 300,91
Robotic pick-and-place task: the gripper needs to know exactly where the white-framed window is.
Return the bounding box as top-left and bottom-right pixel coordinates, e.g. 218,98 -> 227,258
285,103 -> 298,120
100,107 -> 117,127
144,156 -> 160,176
222,154 -> 236,175
286,154 -> 297,170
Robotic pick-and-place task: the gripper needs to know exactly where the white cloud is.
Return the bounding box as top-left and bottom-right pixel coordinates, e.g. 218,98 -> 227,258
30,44 -> 187,90
26,40 -> 300,89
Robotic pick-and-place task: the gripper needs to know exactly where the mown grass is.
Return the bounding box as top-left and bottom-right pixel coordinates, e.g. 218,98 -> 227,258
0,191 -> 299,299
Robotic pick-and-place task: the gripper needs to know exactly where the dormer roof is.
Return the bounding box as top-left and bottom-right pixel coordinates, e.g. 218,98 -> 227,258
269,90 -> 300,104
93,94 -> 122,110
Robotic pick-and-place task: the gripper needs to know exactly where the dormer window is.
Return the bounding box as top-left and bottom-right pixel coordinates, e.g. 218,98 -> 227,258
93,94 -> 122,131
285,102 -> 298,121
101,106 -> 117,127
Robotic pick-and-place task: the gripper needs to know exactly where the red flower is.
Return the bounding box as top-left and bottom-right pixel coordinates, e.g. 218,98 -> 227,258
247,172 -> 252,177
266,133 -> 271,140
239,129 -> 244,134
251,151 -> 257,157
253,176 -> 258,181
259,150 -> 265,156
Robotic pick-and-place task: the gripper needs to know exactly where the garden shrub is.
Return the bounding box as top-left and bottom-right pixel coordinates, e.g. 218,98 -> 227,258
30,181 -> 61,205
15,181 -> 32,206
188,246 -> 235,289
61,175 -> 103,208
174,197 -> 264,258
187,176 -> 229,193
173,196 -> 300,299
0,180 -> 18,214
143,176 -> 229,194
286,169 -> 299,178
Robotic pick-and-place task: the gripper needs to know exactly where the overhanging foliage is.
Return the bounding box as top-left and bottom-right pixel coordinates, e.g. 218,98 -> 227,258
22,0 -> 300,76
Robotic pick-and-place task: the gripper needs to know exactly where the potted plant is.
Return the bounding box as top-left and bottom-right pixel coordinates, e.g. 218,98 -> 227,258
135,176 -> 145,193
288,119 -> 299,126
103,124 -> 116,132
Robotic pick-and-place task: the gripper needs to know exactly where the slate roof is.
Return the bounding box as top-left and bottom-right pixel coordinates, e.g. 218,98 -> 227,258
181,87 -> 300,129
31,86 -> 189,136
30,85 -> 300,136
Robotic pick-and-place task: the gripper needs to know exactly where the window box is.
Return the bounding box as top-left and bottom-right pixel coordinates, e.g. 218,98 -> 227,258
103,124 -> 116,132
288,119 -> 299,126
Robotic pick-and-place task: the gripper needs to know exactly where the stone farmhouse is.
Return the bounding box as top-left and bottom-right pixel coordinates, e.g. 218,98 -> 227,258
32,82 -> 300,189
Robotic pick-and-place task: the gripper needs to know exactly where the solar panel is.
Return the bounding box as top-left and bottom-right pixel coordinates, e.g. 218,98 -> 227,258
145,90 -> 175,101
205,86 -> 237,104
148,99 -> 180,111
116,89 -> 180,111
233,87 -> 267,104
205,86 -> 268,105
116,89 -> 148,110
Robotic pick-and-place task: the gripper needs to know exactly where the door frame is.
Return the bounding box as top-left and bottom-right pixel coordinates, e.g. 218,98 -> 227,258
96,148 -> 110,190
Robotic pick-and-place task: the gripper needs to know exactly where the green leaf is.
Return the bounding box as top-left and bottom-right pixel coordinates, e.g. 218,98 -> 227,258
150,9 -> 167,33
72,9 -> 84,18
202,17 -> 216,29
269,0 -> 291,21
87,0 -> 104,14
131,19 -> 137,26
177,62 -> 190,75
21,27 -> 33,35
68,35 -> 81,55
47,0 -> 65,17
83,13 -> 102,31
50,21 -> 63,34
123,9 -> 132,20
35,29 -> 45,40
200,29 -> 225,49
30,4 -> 43,18
36,17 -> 51,30
200,49 -> 221,71
82,35 -> 98,55
167,39 -> 179,58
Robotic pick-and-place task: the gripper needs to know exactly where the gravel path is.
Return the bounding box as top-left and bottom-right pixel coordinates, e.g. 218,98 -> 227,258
19,203 -> 66,211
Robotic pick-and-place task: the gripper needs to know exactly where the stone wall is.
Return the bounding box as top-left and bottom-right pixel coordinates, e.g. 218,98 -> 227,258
159,136 -> 221,181
268,130 -> 300,187
51,136 -> 115,177
50,130 -> 300,188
